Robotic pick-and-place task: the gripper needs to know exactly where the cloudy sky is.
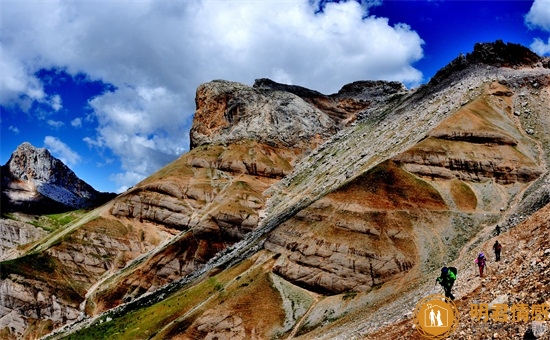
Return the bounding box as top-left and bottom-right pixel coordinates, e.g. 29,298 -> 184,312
2,0 -> 549,193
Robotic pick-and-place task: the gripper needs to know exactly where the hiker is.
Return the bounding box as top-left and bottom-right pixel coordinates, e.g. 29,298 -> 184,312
495,224 -> 501,235
493,240 -> 502,262
436,267 -> 456,300
475,252 -> 486,277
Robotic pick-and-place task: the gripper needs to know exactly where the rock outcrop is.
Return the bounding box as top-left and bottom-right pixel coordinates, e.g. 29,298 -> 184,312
190,80 -> 337,150
253,78 -> 408,125
393,84 -> 544,184
1,143 -> 116,214
430,40 -> 548,86
0,219 -> 46,258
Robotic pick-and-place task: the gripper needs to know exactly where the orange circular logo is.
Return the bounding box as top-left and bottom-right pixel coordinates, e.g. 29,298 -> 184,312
413,294 -> 459,339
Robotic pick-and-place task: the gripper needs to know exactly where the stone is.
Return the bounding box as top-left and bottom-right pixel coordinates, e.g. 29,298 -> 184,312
190,80 -> 337,151
1,142 -> 116,213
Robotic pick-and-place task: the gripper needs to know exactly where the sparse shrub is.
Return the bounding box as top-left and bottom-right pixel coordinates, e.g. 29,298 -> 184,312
342,291 -> 357,301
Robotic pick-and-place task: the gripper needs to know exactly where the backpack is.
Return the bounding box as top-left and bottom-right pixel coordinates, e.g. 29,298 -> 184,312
448,267 -> 457,277
439,267 -> 457,284
476,255 -> 486,266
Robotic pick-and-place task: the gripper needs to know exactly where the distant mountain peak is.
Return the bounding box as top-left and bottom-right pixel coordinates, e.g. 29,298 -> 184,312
1,142 -> 116,214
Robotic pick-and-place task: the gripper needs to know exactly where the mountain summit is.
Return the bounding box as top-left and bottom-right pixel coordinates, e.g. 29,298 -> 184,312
1,142 -> 116,214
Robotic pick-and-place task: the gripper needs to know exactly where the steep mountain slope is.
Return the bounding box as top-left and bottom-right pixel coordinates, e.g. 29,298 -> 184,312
1,142 -> 116,214
352,201 -> 550,340
1,41 -> 549,339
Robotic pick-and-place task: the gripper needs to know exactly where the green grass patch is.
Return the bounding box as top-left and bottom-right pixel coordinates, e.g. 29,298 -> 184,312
64,255 -> 259,340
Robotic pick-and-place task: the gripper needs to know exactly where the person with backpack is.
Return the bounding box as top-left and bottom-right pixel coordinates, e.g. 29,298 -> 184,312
475,252 -> 486,277
493,240 -> 502,262
436,266 -> 456,300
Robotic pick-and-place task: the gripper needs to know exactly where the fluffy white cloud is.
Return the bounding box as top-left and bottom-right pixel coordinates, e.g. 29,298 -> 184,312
9,126 -> 20,134
530,37 -> 550,55
525,0 -> 550,31
44,136 -> 81,167
2,0 -> 425,190
526,0 -> 550,56
0,53 -> 46,111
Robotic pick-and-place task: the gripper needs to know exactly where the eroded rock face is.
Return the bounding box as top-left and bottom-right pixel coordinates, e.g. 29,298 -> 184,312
0,215 -> 169,338
89,144 -> 280,312
190,80 -> 337,150
1,143 -> 116,214
253,78 -> 408,125
394,84 -> 544,184
0,219 -> 47,259
0,276 -> 81,337
264,81 -> 546,295
265,161 -> 447,294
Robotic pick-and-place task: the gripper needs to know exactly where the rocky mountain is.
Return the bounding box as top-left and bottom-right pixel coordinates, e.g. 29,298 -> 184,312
1,142 -> 116,214
0,41 -> 549,340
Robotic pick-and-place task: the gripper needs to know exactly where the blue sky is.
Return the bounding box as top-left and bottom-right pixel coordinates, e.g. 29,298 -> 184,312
2,0 -> 550,193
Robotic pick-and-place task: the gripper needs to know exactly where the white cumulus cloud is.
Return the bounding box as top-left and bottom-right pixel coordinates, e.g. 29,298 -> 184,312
530,37 -> 550,55
525,0 -> 550,56
44,136 -> 81,167
2,0 -> 425,190
525,0 -> 550,31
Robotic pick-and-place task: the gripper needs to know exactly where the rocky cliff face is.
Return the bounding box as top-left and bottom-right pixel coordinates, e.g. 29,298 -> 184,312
1,143 -> 116,214
189,80 -> 336,150
189,78 -> 406,150
1,42 -> 550,340
0,219 -> 46,258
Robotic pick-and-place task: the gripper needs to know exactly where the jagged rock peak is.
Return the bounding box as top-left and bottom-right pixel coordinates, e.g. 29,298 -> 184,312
253,78 -> 325,97
6,142 -> 84,187
1,142 -> 116,213
469,40 -> 542,66
335,80 -> 408,97
253,78 -> 408,98
190,80 -> 337,150
430,40 -> 549,85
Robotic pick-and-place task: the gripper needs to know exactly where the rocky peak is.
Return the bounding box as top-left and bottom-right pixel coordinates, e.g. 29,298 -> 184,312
335,80 -> 408,98
253,78 -> 325,98
469,40 -> 542,67
190,79 -> 337,150
1,142 -> 116,213
6,142 -> 62,183
190,78 -> 410,151
430,40 -> 548,85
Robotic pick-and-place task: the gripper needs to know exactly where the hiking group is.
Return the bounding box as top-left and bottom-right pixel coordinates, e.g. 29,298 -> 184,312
436,240 -> 503,300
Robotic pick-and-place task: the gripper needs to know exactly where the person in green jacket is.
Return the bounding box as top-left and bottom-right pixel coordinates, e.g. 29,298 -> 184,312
436,267 -> 456,300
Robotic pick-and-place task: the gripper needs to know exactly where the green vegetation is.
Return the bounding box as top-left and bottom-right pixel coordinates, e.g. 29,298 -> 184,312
4,210 -> 88,233
59,253 -> 287,340
342,291 -> 357,301
62,257 -> 257,340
